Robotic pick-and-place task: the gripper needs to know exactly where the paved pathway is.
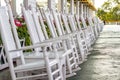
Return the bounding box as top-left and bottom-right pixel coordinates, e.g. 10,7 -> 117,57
1,25 -> 120,80
68,25 -> 120,80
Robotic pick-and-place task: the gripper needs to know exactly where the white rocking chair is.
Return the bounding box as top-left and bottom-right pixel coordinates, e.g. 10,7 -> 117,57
0,7 -> 64,80
61,14 -> 88,62
22,6 -> 79,78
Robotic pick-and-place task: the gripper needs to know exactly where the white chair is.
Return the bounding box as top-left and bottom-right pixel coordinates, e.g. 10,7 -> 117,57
22,7 -> 68,79
44,10 -> 81,70
87,17 -> 96,45
96,17 -> 104,32
61,14 -> 88,62
0,45 -> 8,70
0,7 -> 64,80
22,6 -> 79,78
80,16 -> 93,49
93,17 -> 100,38
67,14 -> 90,55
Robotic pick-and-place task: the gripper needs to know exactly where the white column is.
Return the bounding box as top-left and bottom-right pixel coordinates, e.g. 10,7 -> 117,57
86,6 -> 89,17
70,0 -> 74,14
61,0 -> 64,12
55,0 -> 67,13
76,1 -> 79,16
58,0 -> 61,12
81,3 -> 83,16
11,0 -> 17,16
48,0 -> 52,10
48,0 -> 55,10
83,4 -> 85,18
24,0 -> 36,10
65,0 -> 68,13
83,5 -> 86,19
88,7 -> 90,17
0,0 -> 1,6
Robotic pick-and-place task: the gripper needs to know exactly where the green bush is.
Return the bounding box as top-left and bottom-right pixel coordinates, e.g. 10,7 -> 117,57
16,17 -> 31,46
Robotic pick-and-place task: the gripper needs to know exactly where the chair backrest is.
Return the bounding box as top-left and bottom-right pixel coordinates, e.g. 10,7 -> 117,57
22,7 -> 40,44
87,17 -> 94,32
57,13 -> 66,35
0,7 -> 21,59
68,15 -> 77,32
52,10 -> 63,36
44,11 -> 58,38
38,9 -> 49,39
93,17 -> 97,24
61,14 -> 71,34
31,8 -> 46,42
80,15 -> 87,28
51,11 -> 66,35
75,15 -> 82,30
87,17 -> 93,26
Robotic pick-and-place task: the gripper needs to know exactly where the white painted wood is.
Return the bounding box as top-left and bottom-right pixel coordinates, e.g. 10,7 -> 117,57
0,7 -> 64,80
32,8 -> 78,77
87,17 -> 96,44
70,0 -> 74,14
76,1 -> 80,16
81,3 -> 83,17
10,0 -> 17,16
22,6 -> 67,79
0,46 -> 8,70
24,0 -> 36,10
51,10 -> 80,72
67,14 -> 89,61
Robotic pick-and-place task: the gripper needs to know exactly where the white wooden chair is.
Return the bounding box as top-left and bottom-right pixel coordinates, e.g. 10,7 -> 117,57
67,14 -> 90,53
0,7 -> 64,80
74,15 -> 92,53
61,14 -> 88,62
45,10 -> 81,74
80,16 -> 93,49
96,17 -> 104,32
45,10 -> 81,64
22,7 -> 68,79
22,6 -> 79,78
87,17 -> 96,45
0,45 -> 8,70
93,17 -> 100,38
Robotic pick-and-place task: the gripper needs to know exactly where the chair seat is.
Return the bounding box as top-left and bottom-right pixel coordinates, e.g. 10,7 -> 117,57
24,49 -> 72,59
14,60 -> 53,72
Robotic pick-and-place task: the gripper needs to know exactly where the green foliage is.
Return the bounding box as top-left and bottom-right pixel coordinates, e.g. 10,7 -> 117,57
44,21 -> 52,38
16,17 -> 31,46
17,26 -> 31,46
96,0 -> 120,22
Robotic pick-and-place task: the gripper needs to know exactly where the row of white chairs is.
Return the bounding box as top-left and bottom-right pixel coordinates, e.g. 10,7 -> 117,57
0,0 -> 103,80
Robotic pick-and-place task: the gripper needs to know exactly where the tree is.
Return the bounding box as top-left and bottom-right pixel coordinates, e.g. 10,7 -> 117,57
96,0 -> 120,22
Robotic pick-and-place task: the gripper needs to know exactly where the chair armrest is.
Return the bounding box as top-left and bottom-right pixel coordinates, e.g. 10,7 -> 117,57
44,35 -> 69,42
63,32 -> 78,37
82,27 -> 87,30
10,42 -> 52,52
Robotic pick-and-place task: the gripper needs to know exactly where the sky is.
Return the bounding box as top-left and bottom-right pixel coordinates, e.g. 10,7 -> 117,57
94,0 -> 107,9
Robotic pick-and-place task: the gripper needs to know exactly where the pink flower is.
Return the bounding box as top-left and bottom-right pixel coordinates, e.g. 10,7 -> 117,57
14,19 -> 22,27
